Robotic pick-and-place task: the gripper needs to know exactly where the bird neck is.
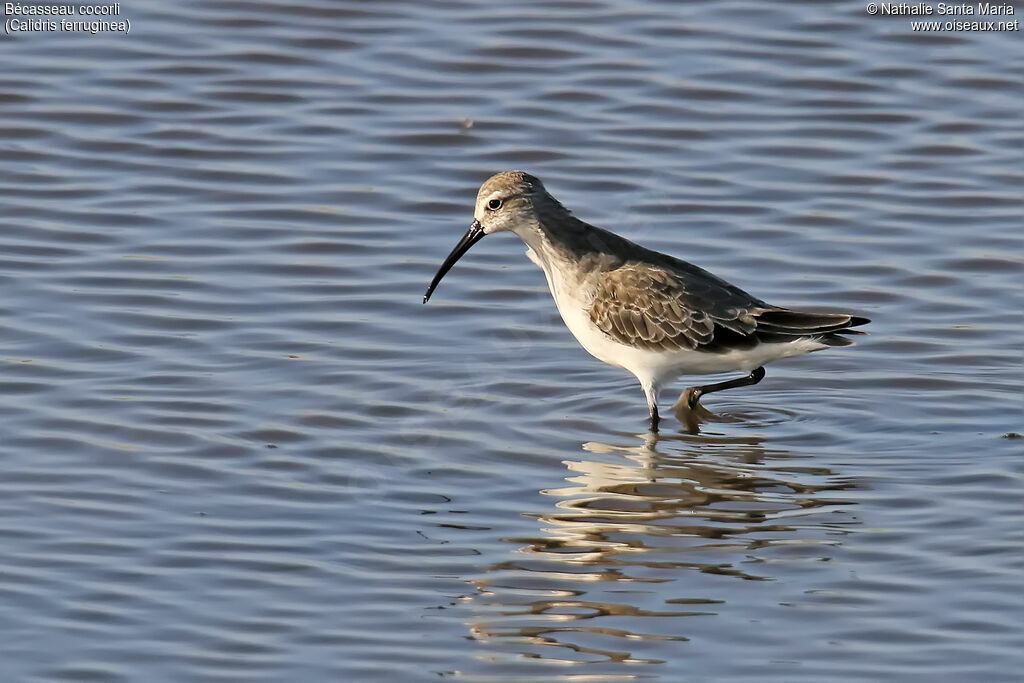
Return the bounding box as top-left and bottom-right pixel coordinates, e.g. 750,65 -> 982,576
534,194 -> 592,248
515,215 -> 588,274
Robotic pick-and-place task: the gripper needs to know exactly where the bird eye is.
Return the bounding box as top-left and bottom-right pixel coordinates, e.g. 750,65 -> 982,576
487,198 -> 502,211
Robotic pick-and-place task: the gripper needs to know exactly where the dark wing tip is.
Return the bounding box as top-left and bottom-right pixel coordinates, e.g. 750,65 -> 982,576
756,309 -> 870,335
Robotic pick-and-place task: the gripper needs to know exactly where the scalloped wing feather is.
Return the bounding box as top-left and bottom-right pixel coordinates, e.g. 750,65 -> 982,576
587,264 -> 868,352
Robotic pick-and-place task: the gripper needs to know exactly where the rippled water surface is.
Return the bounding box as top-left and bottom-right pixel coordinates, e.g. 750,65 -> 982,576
2,1 -> 1022,681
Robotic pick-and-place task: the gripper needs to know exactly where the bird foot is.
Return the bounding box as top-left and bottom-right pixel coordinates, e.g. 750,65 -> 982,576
672,391 -> 716,435
681,387 -> 703,410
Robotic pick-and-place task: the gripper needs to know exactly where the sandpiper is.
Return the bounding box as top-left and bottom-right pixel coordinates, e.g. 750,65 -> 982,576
423,171 -> 869,430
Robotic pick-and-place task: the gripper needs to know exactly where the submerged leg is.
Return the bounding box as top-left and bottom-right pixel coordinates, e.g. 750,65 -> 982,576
684,366 -> 766,409
643,384 -> 660,431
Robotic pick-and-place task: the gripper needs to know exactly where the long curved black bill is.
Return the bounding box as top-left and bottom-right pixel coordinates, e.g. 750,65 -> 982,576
423,220 -> 484,303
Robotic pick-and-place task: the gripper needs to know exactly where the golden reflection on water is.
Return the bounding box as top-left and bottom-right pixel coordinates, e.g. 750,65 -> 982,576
467,427 -> 860,668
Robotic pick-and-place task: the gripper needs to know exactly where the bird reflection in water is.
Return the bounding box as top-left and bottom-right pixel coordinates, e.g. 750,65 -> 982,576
465,426 -> 860,668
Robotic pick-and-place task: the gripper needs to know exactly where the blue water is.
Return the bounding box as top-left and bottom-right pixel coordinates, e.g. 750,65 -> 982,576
1,1 -> 1021,680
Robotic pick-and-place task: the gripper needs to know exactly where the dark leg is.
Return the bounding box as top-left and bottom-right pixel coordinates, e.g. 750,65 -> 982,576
643,384 -> 660,432
685,367 -> 766,409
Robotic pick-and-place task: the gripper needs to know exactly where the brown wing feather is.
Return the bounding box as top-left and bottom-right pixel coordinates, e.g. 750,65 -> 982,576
588,264 -> 869,352
589,264 -> 752,351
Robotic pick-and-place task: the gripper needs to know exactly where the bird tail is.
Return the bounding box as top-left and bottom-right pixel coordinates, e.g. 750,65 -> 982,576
754,310 -> 870,346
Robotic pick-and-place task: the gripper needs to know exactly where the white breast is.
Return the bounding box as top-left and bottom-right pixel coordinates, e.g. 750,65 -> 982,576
533,251 -> 663,378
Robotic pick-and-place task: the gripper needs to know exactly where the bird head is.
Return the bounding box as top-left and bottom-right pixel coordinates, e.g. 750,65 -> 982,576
423,170 -> 545,303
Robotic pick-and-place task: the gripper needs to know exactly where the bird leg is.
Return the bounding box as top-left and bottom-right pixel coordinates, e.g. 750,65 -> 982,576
683,367 -> 766,409
643,384 -> 660,432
